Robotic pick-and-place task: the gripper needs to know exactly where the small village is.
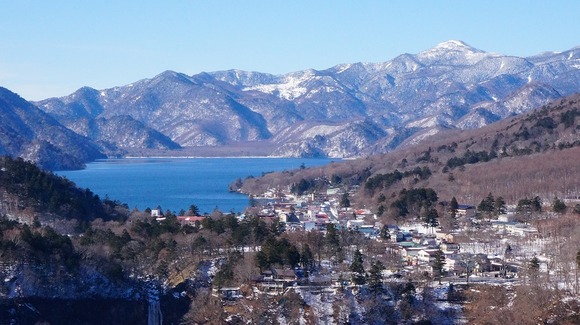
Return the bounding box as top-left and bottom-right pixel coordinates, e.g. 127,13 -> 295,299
164,184 -> 558,305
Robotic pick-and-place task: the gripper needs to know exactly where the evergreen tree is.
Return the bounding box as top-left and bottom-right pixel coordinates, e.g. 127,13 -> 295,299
368,260 -> 385,294
529,256 -> 540,280
504,244 -> 513,260
432,250 -> 446,284
552,197 -> 567,213
350,249 -> 366,285
400,280 -> 416,311
270,219 -> 283,236
379,225 -> 391,241
188,204 -> 200,216
340,192 -> 351,208
255,251 -> 269,272
532,196 -> 542,212
477,192 -> 495,219
325,223 -> 342,261
300,244 -> 315,273
285,244 -> 301,268
422,207 -> 439,231
376,204 -> 385,217
494,196 -> 506,216
449,197 -> 459,219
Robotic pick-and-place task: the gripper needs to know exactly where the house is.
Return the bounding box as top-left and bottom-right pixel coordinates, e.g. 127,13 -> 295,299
400,246 -> 424,264
497,214 -> 516,222
457,205 -> 476,218
354,209 -> 374,219
357,225 -> 378,238
392,232 -> 405,242
285,223 -> 303,232
326,188 -> 340,195
303,221 -> 317,232
436,232 -> 455,243
315,213 -> 329,224
177,216 -> 206,225
213,287 -> 242,300
256,269 -> 297,292
473,254 -> 491,275
272,268 -> 298,282
440,242 -> 460,253
386,224 -> 400,234
417,249 -> 440,263
346,219 -> 365,229
491,221 -> 538,236
443,254 -> 465,275
279,212 -> 300,224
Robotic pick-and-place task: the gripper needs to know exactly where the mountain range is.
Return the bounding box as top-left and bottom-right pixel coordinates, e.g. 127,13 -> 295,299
2,40 -> 580,168
0,87 -> 104,170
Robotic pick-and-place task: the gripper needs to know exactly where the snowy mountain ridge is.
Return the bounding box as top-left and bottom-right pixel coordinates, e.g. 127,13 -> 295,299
34,40 -> 580,158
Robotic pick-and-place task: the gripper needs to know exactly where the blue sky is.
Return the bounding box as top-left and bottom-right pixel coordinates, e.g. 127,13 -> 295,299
1,1 -> 579,100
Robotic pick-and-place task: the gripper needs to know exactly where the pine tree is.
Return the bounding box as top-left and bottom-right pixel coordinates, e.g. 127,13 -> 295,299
477,192 -> 495,219
188,204 -> 200,216
422,207 -> 439,231
285,244 -> 301,268
350,249 -> 366,285
529,256 -> 540,280
300,244 -> 315,273
340,192 -> 351,208
449,197 -> 459,219
325,223 -> 342,261
368,260 -> 385,294
379,225 -> 391,241
552,197 -> 567,213
432,250 -> 445,284
494,196 -> 506,216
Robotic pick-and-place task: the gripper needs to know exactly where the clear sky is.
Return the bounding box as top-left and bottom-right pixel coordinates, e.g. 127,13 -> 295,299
1,1 -> 579,100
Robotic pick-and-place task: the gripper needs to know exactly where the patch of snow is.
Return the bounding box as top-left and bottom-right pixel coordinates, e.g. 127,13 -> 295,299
243,70 -> 316,100
336,64 -> 352,74
298,124 -> 345,139
407,116 -> 440,128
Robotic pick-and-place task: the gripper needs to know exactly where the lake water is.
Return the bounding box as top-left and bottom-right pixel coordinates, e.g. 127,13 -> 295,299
57,158 -> 337,214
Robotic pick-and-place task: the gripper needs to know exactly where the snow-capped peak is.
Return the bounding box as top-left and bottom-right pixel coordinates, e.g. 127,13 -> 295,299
417,40 -> 490,65
432,40 -> 482,53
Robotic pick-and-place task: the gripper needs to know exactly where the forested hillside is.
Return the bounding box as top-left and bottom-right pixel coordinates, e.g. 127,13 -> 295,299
0,156 -> 129,227
234,93 -> 580,212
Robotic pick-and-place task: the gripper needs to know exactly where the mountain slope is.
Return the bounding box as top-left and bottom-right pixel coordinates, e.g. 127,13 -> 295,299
35,41 -> 580,158
234,93 -> 580,208
0,87 -> 105,169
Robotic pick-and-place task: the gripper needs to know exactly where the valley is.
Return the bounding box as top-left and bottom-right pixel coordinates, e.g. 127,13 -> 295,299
0,40 -> 579,324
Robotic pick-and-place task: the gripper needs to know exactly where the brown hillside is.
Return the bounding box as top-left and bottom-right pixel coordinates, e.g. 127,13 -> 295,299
236,93 -> 580,209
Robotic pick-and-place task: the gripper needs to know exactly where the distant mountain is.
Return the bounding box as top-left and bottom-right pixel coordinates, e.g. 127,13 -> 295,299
0,87 -> 104,170
37,86 -> 181,155
36,41 -> 580,158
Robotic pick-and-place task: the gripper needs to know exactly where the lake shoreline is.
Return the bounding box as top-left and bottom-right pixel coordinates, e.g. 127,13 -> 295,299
57,158 -> 338,215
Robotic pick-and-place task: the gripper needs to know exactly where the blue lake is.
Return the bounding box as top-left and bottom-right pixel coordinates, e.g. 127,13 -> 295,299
57,158 -> 337,214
